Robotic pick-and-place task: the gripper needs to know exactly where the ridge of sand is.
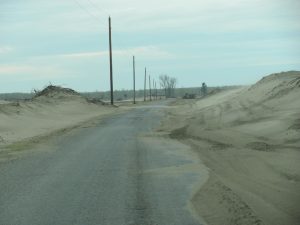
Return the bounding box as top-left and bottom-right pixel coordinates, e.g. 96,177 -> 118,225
0,86 -> 118,154
161,71 -> 300,225
34,85 -> 80,98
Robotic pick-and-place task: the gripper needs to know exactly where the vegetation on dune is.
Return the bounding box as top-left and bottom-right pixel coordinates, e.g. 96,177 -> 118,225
33,85 -> 80,98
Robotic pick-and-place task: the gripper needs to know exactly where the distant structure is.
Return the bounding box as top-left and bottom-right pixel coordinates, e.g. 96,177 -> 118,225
201,82 -> 207,96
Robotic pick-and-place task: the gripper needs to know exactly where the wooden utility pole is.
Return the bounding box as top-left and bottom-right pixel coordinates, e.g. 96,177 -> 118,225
153,79 -> 155,100
108,16 -> 114,105
155,81 -> 158,100
160,83 -> 162,99
133,56 -> 136,104
144,67 -> 146,101
149,75 -> 152,101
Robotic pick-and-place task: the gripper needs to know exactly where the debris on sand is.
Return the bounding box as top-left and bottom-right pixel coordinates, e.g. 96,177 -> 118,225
34,85 -> 80,98
33,85 -> 107,105
0,85 -> 118,148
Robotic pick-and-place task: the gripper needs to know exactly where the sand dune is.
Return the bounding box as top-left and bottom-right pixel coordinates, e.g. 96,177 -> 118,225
162,71 -> 300,225
0,86 -> 118,151
1,73 -> 299,224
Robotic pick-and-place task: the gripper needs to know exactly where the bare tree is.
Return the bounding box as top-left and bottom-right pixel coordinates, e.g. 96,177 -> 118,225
170,77 -> 177,97
159,75 -> 177,98
159,75 -> 168,97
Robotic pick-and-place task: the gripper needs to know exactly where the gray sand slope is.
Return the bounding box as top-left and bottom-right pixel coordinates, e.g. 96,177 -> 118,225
161,71 -> 300,225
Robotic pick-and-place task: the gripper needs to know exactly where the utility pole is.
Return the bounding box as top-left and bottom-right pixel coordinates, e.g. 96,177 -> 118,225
153,79 -> 155,100
155,81 -> 158,100
133,56 -> 136,104
160,83 -> 162,99
154,80 -> 157,100
149,75 -> 152,101
144,67 -> 146,101
108,16 -> 114,105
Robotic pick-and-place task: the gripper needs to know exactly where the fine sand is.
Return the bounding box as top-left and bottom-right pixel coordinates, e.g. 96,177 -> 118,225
1,73 -> 299,224
0,86 -> 123,159
160,71 -> 300,225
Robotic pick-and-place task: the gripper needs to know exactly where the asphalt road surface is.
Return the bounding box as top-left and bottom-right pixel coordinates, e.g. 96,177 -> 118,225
0,101 -> 205,225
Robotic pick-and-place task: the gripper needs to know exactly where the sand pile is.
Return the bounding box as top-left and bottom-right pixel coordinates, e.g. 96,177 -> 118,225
33,85 -> 106,105
180,71 -> 300,146
32,85 -> 88,104
161,71 -> 300,225
0,86 -> 116,148
246,71 -> 300,101
34,85 -> 80,98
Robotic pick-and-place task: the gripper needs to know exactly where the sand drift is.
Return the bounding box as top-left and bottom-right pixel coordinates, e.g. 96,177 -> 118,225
0,85 -> 117,148
161,71 -> 300,225
0,71 -> 299,225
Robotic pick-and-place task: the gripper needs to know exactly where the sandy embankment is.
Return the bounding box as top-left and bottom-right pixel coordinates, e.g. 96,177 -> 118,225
161,71 -> 300,225
0,86 -> 121,158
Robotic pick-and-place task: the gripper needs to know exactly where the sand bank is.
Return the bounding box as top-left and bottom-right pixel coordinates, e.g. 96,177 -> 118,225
0,86 -> 120,155
161,71 -> 300,225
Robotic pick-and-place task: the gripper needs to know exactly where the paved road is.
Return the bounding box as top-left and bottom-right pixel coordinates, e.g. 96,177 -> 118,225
0,101 -> 205,225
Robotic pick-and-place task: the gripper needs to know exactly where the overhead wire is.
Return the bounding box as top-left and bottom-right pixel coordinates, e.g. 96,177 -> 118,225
71,0 -> 142,89
72,0 -> 135,56
86,0 -> 109,17
71,0 -> 106,28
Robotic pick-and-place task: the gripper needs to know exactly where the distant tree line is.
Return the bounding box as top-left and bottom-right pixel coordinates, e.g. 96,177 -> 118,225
159,75 -> 177,98
0,84 -> 241,102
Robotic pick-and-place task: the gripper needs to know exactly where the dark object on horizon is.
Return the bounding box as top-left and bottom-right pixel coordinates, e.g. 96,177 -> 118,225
183,93 -> 196,99
201,82 -> 207,96
87,98 -> 107,105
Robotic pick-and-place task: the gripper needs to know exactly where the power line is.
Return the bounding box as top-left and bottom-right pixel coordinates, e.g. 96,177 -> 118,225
86,0 -> 108,17
72,0 -> 105,26
74,1 -> 135,58
71,1 -> 139,94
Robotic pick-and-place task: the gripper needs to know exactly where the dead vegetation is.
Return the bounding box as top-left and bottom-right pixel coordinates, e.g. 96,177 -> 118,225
34,85 -> 80,98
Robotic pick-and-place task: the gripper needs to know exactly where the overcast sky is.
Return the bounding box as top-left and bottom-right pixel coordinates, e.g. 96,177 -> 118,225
0,0 -> 299,92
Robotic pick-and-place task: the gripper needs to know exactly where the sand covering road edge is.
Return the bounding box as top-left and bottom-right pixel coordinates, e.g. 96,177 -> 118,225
160,71 -> 300,225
